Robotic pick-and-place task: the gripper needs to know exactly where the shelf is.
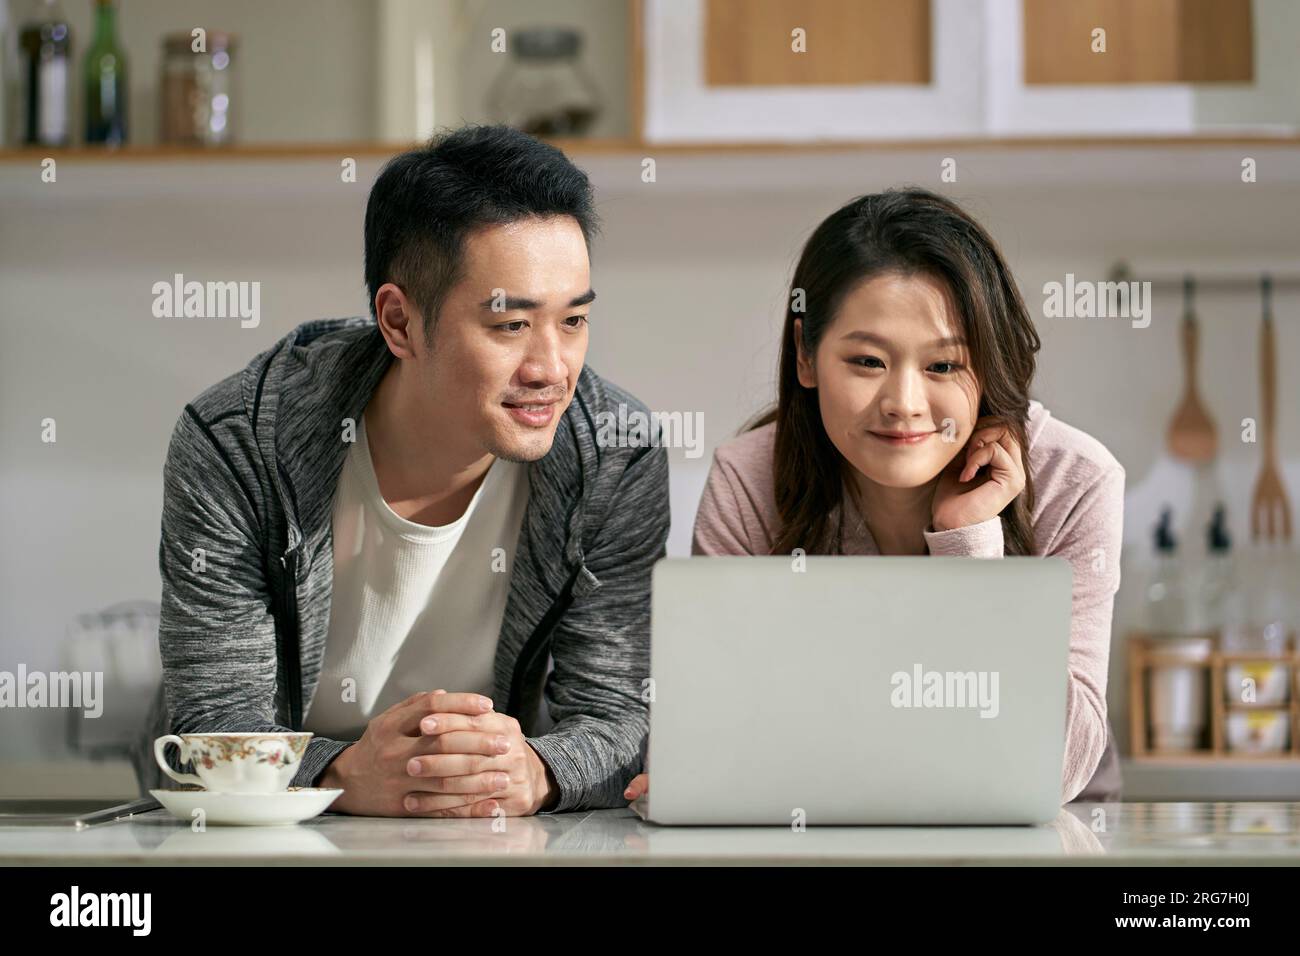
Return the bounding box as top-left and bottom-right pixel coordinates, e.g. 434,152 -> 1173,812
1128,633 -> 1299,761
0,138 -> 633,162
1130,754 -> 1299,765
7,0 -> 1297,166
7,136 -> 1300,206
2,133 -> 1300,164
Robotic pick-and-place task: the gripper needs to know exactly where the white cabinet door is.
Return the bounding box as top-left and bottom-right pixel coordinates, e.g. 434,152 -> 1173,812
643,0 -> 983,143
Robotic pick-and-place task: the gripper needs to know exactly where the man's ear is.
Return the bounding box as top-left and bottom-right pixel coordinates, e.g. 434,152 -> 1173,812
794,318 -> 817,388
375,283 -> 424,360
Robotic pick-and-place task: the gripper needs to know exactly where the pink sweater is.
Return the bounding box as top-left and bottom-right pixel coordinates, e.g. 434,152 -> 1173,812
691,399 -> 1126,804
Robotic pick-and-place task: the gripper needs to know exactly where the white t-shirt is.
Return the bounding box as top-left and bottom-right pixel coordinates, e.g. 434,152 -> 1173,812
303,414 -> 529,739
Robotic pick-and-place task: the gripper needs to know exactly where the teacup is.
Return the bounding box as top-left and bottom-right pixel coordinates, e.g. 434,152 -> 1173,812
154,732 -> 312,794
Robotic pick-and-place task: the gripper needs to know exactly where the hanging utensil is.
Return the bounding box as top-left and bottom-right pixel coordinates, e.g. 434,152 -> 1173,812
1167,276 -> 1218,462
1250,275 -> 1292,543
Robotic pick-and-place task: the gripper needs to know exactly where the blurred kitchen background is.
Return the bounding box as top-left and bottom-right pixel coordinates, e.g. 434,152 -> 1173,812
1,0 -> 1298,802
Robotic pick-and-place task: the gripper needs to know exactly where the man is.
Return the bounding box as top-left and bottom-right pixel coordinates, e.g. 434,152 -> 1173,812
132,125 -> 670,817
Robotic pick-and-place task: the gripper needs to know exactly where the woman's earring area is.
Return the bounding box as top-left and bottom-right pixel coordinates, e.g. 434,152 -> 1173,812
793,319 -> 817,388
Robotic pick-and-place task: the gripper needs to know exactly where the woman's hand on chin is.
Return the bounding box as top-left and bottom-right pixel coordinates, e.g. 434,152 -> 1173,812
930,418 -> 1026,532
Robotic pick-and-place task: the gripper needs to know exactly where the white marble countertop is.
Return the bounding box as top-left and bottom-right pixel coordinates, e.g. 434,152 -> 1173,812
2,802 -> 1298,865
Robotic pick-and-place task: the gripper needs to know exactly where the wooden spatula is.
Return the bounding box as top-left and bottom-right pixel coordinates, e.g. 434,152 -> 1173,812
1167,276 -> 1217,462
1251,275 -> 1292,543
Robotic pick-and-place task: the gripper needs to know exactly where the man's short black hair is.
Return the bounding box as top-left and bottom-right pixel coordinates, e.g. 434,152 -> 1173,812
364,124 -> 599,341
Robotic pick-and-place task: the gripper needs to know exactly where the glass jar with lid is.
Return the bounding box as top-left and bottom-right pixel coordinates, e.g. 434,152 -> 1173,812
160,30 -> 236,146
486,27 -> 601,137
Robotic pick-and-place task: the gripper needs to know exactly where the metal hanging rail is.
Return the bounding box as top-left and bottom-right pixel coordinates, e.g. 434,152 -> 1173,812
1108,260 -> 1300,293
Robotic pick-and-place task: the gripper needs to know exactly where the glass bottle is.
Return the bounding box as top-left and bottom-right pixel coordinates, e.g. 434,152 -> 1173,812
1202,504 -> 1242,634
1146,507 -> 1187,636
84,0 -> 127,145
19,0 -> 71,146
1146,507 -> 1211,752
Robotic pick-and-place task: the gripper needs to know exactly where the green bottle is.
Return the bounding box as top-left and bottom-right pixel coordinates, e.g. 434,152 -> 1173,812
84,0 -> 127,145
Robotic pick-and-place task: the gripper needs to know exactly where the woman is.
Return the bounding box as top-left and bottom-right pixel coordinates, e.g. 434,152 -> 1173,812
626,187 -> 1124,807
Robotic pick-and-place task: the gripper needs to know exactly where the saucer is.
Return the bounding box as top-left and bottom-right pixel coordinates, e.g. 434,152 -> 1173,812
150,788 -> 343,826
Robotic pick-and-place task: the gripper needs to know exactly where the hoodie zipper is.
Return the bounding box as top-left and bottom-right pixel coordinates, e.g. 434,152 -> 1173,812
505,564 -> 583,718
278,548 -> 304,730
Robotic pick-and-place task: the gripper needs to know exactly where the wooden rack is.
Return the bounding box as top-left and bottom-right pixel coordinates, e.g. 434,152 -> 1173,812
1128,631 -> 1300,762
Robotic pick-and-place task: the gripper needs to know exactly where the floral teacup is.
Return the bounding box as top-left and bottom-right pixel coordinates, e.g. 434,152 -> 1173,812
154,732 -> 312,793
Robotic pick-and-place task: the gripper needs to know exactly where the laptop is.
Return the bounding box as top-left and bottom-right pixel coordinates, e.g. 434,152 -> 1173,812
644,556 -> 1073,826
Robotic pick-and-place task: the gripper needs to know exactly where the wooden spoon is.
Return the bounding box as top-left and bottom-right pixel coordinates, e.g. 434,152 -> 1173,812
1251,275 -> 1293,543
1167,276 -> 1218,462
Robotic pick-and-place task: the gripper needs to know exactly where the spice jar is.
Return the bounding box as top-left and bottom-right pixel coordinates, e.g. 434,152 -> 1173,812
160,31 -> 236,146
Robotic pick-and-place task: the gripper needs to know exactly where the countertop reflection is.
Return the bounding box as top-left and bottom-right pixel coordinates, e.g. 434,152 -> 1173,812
1,802 -> 1297,865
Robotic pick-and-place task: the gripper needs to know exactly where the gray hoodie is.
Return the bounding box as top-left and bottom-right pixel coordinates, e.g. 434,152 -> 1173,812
132,316 -> 670,812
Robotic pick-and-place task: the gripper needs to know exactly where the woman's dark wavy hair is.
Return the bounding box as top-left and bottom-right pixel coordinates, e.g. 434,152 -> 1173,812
749,187 -> 1041,556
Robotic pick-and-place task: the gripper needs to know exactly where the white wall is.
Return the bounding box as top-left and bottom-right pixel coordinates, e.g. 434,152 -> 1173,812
1195,0 -> 1300,130
3,146 -> 1299,763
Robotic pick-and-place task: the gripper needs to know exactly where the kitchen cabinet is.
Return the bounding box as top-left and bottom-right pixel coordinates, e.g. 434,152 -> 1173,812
643,0 -> 982,142
643,0 -> 1297,142
1023,0 -> 1253,85
703,0 -> 931,86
